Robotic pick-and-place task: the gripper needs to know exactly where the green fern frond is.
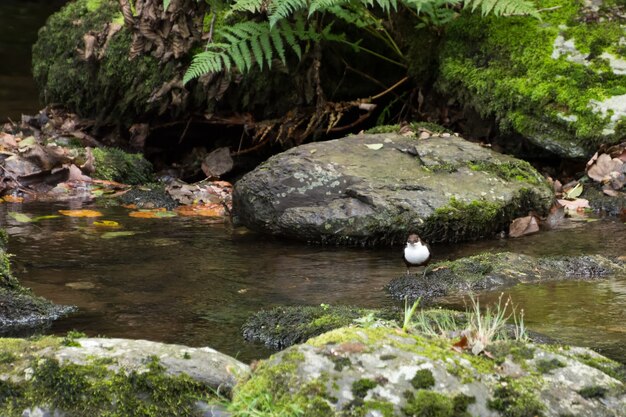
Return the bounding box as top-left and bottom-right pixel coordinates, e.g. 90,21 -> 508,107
268,0 -> 308,27
231,0 -> 266,13
183,48 -> 230,84
183,18 -> 325,83
464,0 -> 539,17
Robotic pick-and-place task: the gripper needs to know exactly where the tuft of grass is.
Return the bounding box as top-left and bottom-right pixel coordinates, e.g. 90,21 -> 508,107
402,296 -> 421,332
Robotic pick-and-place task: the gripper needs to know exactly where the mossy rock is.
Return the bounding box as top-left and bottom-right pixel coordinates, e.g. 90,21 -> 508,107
233,133 -> 554,245
92,147 -> 153,185
242,305 -> 395,350
0,230 -> 74,331
230,326 -> 626,416
436,1 -> 626,159
0,336 -> 249,416
386,251 -> 626,302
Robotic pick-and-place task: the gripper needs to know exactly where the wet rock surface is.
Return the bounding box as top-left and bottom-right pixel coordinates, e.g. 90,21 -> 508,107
232,326 -> 626,417
0,231 -> 74,332
386,252 -> 626,303
0,336 -> 249,416
233,133 -> 553,245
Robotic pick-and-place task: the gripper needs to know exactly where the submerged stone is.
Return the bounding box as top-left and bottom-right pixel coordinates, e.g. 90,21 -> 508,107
233,133 -> 553,245
385,252 -> 626,302
386,252 -> 626,303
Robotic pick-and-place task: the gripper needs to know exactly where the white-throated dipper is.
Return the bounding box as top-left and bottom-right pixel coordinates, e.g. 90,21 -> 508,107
403,233 -> 431,277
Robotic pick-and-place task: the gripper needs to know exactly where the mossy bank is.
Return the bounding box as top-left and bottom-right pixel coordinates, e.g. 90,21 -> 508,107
436,0 -> 626,158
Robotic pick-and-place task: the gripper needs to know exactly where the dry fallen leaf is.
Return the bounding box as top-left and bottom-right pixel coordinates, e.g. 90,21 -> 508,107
557,198 -> 590,211
509,215 -> 540,238
3,195 -> 24,203
587,153 -> 623,183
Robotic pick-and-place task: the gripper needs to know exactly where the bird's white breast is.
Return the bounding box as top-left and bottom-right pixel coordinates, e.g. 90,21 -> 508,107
404,242 -> 429,264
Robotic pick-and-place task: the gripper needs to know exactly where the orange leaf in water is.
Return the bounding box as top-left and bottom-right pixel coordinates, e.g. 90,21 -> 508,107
3,195 -> 24,203
122,204 -> 137,209
128,208 -> 176,219
175,203 -> 226,217
58,209 -> 103,218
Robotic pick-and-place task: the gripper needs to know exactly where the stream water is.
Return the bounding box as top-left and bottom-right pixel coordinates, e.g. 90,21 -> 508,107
0,201 -> 625,364
1,0 -> 625,365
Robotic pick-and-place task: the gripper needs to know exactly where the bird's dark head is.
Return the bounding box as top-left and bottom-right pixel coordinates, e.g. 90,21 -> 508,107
406,233 -> 421,245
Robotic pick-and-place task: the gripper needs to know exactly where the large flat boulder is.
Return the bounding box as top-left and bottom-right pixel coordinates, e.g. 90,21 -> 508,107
233,133 -> 554,245
231,326 -> 626,417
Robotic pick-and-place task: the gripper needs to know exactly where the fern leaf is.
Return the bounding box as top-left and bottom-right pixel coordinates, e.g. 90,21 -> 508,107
238,41 -> 254,72
231,0 -> 266,13
250,35 -> 265,69
268,0 -> 308,27
259,31 -> 274,68
278,20 -> 302,60
463,0 -> 538,17
270,28 -> 287,64
183,49 -> 227,84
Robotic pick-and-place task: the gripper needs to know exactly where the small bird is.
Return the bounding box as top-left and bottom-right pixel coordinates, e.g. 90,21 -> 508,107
403,233 -> 431,277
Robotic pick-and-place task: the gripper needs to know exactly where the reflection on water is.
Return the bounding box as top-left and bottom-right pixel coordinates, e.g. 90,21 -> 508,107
1,201 -> 625,363
0,0 -> 67,121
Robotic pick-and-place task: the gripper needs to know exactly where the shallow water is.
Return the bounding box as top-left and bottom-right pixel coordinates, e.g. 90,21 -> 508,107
1,201 -> 625,363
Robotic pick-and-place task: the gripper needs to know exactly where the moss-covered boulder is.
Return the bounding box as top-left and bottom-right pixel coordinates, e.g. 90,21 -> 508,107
243,305 -> 395,350
231,326 -> 626,416
386,252 -> 626,303
437,0 -> 626,159
0,335 -> 249,416
233,133 -> 554,245
0,230 -> 74,331
91,147 -> 153,184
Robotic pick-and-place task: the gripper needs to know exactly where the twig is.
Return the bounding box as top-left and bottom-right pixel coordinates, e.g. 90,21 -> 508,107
370,76 -> 409,101
178,118 -> 192,144
206,13 -> 217,50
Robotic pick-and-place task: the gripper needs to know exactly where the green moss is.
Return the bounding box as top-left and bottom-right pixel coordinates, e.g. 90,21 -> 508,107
487,377 -> 545,417
452,394 -> 475,417
436,1 -> 626,155
32,0 -> 185,127
17,356 -> 212,417
62,330 -> 87,347
366,125 -> 401,134
352,378 -> 378,398
410,369 -> 435,390
92,147 -> 153,185
536,358 -> 566,374
468,160 -> 545,185
243,305 -> 389,349
403,390 -> 454,417
578,385 -> 608,399
421,185 -> 551,243
571,352 -> 626,383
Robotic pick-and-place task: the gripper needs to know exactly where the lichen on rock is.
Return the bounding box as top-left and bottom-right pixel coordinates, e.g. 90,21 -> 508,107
230,326 -> 626,416
233,133 -> 554,245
